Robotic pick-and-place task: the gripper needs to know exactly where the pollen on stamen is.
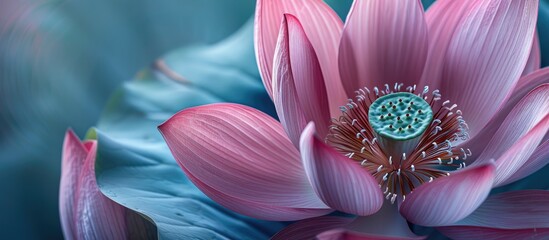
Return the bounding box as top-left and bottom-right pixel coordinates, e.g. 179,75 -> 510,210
326,83 -> 471,203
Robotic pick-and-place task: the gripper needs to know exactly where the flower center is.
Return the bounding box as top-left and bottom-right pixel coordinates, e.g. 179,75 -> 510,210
326,84 -> 471,203
368,92 -> 433,159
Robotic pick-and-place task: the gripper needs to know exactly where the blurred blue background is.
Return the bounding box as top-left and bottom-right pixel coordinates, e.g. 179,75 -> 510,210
1,0 -> 548,239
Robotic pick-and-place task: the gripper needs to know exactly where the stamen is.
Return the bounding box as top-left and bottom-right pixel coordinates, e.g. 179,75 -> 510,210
391,194 -> 397,204
461,148 -> 467,160
326,83 -> 471,201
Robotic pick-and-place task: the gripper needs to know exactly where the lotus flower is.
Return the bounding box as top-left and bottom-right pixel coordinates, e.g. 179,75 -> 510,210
59,130 -> 156,239
159,0 -> 549,239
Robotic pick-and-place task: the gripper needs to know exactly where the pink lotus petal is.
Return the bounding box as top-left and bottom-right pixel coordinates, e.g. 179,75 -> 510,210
339,0 -> 428,97
439,226 -> 549,240
516,67 -> 549,92
317,229 -> 425,240
300,123 -> 383,216
453,190 -> 549,228
74,140 -> 129,239
438,0 -> 538,137
501,140 -> 549,185
400,163 -> 495,226
283,15 -> 331,138
424,1 -> 538,86
60,130 -> 150,239
492,117 -> 549,187
439,190 -> 549,239
463,68 -> 549,164
272,14 -> 331,146
522,31 -> 541,76
421,0 -> 476,89
272,20 -> 307,147
59,130 -> 89,239
255,0 -> 346,116
473,84 -> 549,186
158,103 -> 330,221
182,164 -> 332,221
271,216 -> 354,240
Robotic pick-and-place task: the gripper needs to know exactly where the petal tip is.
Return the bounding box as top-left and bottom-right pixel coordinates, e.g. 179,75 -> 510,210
157,120 -> 168,133
64,128 -> 80,143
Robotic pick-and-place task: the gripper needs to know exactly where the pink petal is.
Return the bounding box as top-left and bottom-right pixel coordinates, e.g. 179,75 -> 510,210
272,14 -> 331,146
158,103 -> 330,221
183,165 -> 332,221
421,0 -> 476,89
271,216 -> 354,240
423,2 -> 540,87
516,67 -> 549,92
473,84 -> 549,187
400,163 -> 495,226
272,29 -> 307,147
492,117 -> 549,187
522,31 -> 541,76
439,190 -> 549,239
439,227 -> 549,240
438,0 -> 538,137
317,229 -> 425,240
255,0 -> 346,116
59,130 -> 89,239
454,190 -> 549,229
299,122 -> 383,216
501,140 -> 549,185
462,68 -> 549,164
339,0 -> 428,96
60,131 -> 148,239
74,140 -> 130,239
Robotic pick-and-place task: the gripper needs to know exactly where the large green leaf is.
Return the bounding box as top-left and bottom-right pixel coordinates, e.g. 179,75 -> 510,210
94,20 -> 283,239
